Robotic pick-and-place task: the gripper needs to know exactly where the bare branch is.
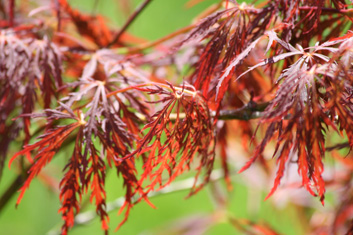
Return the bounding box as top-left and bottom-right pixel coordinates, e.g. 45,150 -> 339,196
107,0 -> 153,48
217,102 -> 269,121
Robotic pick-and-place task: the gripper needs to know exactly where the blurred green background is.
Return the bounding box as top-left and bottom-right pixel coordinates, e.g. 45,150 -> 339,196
0,0 -> 311,234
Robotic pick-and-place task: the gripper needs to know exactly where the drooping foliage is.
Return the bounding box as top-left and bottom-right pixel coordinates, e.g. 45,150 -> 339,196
2,0 -> 353,234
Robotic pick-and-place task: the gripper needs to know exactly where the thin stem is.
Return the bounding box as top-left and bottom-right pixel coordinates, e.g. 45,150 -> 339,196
9,0 -> 15,27
299,6 -> 353,14
107,0 -> 153,48
115,1 -> 223,53
126,24 -> 195,53
217,102 -> 269,120
0,167 -> 29,214
108,83 -> 269,121
326,142 -> 350,152
54,0 -> 61,31
133,101 -> 268,123
107,82 -> 197,98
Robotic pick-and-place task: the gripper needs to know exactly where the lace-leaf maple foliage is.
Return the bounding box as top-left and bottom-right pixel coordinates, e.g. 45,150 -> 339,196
2,0 -> 353,234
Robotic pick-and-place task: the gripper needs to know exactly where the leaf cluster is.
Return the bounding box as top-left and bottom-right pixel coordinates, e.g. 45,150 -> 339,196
2,0 -> 353,234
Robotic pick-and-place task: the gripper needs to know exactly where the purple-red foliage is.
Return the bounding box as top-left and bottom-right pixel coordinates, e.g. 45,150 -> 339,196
3,0 -> 353,234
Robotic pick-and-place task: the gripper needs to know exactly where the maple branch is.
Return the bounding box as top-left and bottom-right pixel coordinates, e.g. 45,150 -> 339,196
108,82 -> 269,121
126,24 -> 195,53
116,1 -> 223,53
108,82 -> 268,121
107,82 -> 198,98
8,0 -> 15,27
163,101 -> 269,121
326,142 -> 350,152
107,0 -> 153,48
217,101 -> 269,121
0,167 -> 28,214
299,6 -> 353,14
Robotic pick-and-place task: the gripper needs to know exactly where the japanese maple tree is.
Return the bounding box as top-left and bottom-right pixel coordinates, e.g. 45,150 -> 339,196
1,0 -> 353,234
